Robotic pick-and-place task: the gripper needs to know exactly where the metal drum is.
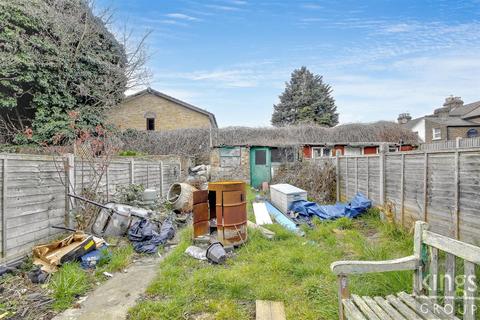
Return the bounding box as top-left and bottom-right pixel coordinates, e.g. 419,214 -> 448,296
208,181 -> 247,246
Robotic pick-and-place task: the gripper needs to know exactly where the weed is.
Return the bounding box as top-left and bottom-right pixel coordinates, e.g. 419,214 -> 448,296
49,263 -> 90,311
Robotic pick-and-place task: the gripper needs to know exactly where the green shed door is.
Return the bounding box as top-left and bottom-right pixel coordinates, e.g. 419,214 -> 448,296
250,147 -> 271,189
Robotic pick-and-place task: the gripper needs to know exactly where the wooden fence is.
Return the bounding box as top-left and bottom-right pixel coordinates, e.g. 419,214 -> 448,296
336,148 -> 480,246
0,153 -> 182,264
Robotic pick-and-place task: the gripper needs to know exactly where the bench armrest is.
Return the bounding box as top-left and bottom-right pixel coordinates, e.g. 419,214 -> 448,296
331,255 -> 419,275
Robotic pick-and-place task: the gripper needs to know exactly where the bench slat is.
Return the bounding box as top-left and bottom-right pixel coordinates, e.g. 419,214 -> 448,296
444,253 -> 456,312
361,296 -> 393,320
343,299 -> 368,320
386,294 -> 423,320
351,295 -> 381,320
463,261 -> 477,320
397,292 -> 441,320
416,295 -> 460,320
422,230 -> 480,264
373,296 -> 407,320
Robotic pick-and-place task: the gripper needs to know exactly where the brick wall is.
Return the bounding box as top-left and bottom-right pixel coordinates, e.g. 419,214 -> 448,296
107,93 -> 212,131
447,126 -> 480,140
424,119 -> 448,143
210,147 -> 250,183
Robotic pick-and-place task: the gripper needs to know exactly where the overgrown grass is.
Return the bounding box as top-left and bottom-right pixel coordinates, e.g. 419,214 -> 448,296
129,189 -> 415,320
49,242 -> 135,311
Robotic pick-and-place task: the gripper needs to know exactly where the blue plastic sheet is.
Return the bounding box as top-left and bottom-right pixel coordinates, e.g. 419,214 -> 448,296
290,192 -> 372,220
265,201 -> 305,236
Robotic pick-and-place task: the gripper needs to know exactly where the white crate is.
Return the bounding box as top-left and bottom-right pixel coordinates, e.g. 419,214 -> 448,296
270,184 -> 307,214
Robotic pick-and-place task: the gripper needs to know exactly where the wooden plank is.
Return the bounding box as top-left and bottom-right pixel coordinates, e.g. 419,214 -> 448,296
351,295 -> 381,320
444,253 -> 456,312
372,297 -> 407,320
253,202 -> 273,225
463,261 -> 476,320
422,230 -> 480,264
361,296 -> 393,320
386,295 -> 423,320
338,275 -> 350,320
413,222 -> 427,295
429,247 -> 439,302
255,300 -> 286,320
331,256 -> 418,275
355,157 -> 359,194
416,295 -> 460,320
397,292 -> 441,320
343,299 -> 367,320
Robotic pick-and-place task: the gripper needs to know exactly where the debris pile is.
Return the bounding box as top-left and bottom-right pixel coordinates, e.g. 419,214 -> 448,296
186,164 -> 210,190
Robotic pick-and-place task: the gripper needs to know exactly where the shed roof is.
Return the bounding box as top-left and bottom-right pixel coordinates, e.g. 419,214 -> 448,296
124,87 -> 218,128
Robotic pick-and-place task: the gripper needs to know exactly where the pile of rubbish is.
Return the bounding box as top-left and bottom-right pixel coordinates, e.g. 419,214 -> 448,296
186,164 -> 210,190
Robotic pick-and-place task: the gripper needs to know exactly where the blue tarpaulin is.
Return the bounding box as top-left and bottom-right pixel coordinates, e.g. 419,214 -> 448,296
290,192 -> 372,220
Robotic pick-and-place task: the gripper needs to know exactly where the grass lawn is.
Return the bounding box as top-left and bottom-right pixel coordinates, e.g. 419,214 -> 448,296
128,188 -> 414,320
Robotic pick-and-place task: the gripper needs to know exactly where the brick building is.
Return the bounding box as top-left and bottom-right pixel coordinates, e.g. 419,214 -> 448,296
108,87 -> 217,131
399,96 -> 480,143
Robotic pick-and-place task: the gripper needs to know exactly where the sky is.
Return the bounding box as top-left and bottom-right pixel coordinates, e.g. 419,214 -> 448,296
98,0 -> 480,127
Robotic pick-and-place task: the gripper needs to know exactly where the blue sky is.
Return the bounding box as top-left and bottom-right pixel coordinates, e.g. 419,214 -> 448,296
99,0 -> 480,127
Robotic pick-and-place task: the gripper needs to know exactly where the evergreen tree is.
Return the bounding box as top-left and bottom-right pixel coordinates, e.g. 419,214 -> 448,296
271,66 -> 338,127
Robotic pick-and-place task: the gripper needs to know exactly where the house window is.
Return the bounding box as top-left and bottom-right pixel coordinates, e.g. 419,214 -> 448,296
271,147 -> 295,163
467,128 -> 478,138
146,118 -> 155,131
432,128 -> 441,140
312,147 -> 331,158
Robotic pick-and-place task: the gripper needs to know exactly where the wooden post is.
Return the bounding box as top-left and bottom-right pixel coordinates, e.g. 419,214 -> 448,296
423,152 -> 428,222
413,221 -> 427,295
337,275 -> 350,320
2,156 -> 7,258
336,153 -> 340,201
130,159 -> 135,184
400,154 -> 405,227
454,151 -> 460,239
146,165 -> 149,188
64,154 -> 75,228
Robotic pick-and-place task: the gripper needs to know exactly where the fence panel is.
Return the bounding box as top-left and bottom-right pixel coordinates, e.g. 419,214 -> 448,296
336,148 -> 480,246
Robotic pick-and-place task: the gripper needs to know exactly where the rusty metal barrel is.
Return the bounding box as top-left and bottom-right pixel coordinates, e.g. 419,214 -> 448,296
208,181 -> 247,246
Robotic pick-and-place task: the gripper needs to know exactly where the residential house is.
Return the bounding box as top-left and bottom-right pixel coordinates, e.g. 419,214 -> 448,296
108,87 -> 217,131
399,96 -> 480,143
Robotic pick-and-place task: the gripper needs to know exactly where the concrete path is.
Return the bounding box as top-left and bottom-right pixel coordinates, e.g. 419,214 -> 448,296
53,249 -> 172,320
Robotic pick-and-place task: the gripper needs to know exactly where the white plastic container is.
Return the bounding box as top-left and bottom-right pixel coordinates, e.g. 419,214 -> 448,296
270,184 -> 307,214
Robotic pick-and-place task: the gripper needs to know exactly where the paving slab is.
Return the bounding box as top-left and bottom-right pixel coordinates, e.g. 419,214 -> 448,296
53,250 -> 170,320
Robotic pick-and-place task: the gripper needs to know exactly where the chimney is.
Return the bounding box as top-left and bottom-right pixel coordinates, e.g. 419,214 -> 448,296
443,95 -> 464,111
397,113 -> 412,124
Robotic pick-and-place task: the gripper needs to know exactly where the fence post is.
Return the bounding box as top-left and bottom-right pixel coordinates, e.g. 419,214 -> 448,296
64,154 -> 75,228
355,157 -> 358,194
2,156 -> 7,258
105,164 -> 110,202
400,154 -> 405,227
130,159 -> 135,184
379,146 -> 386,206
366,156 -> 370,199
454,151 -> 460,239
423,152 -> 428,222
146,165 -> 149,188
456,137 -> 461,149
345,158 -> 349,199
336,153 -> 340,201
160,161 -> 164,197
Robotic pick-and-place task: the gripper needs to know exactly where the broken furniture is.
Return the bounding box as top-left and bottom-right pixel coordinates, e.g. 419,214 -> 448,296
192,181 -> 248,246
270,184 -> 307,214
32,232 -> 103,273
331,221 -> 479,320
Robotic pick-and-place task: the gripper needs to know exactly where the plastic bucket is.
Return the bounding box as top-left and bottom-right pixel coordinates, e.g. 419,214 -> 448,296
206,242 -> 227,264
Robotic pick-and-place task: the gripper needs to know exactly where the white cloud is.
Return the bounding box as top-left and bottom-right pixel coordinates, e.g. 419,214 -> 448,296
165,13 -> 200,21
205,4 -> 242,11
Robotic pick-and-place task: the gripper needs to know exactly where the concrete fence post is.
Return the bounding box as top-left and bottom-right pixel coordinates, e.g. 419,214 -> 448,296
130,159 -> 135,184
64,154 -> 75,228
423,152 -> 428,222
2,156 -> 7,258
335,153 -> 340,201
400,154 -> 405,227
454,151 -> 460,239
379,146 -> 386,206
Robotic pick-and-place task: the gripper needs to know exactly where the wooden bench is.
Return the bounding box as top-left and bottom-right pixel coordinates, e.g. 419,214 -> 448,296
331,221 -> 479,320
